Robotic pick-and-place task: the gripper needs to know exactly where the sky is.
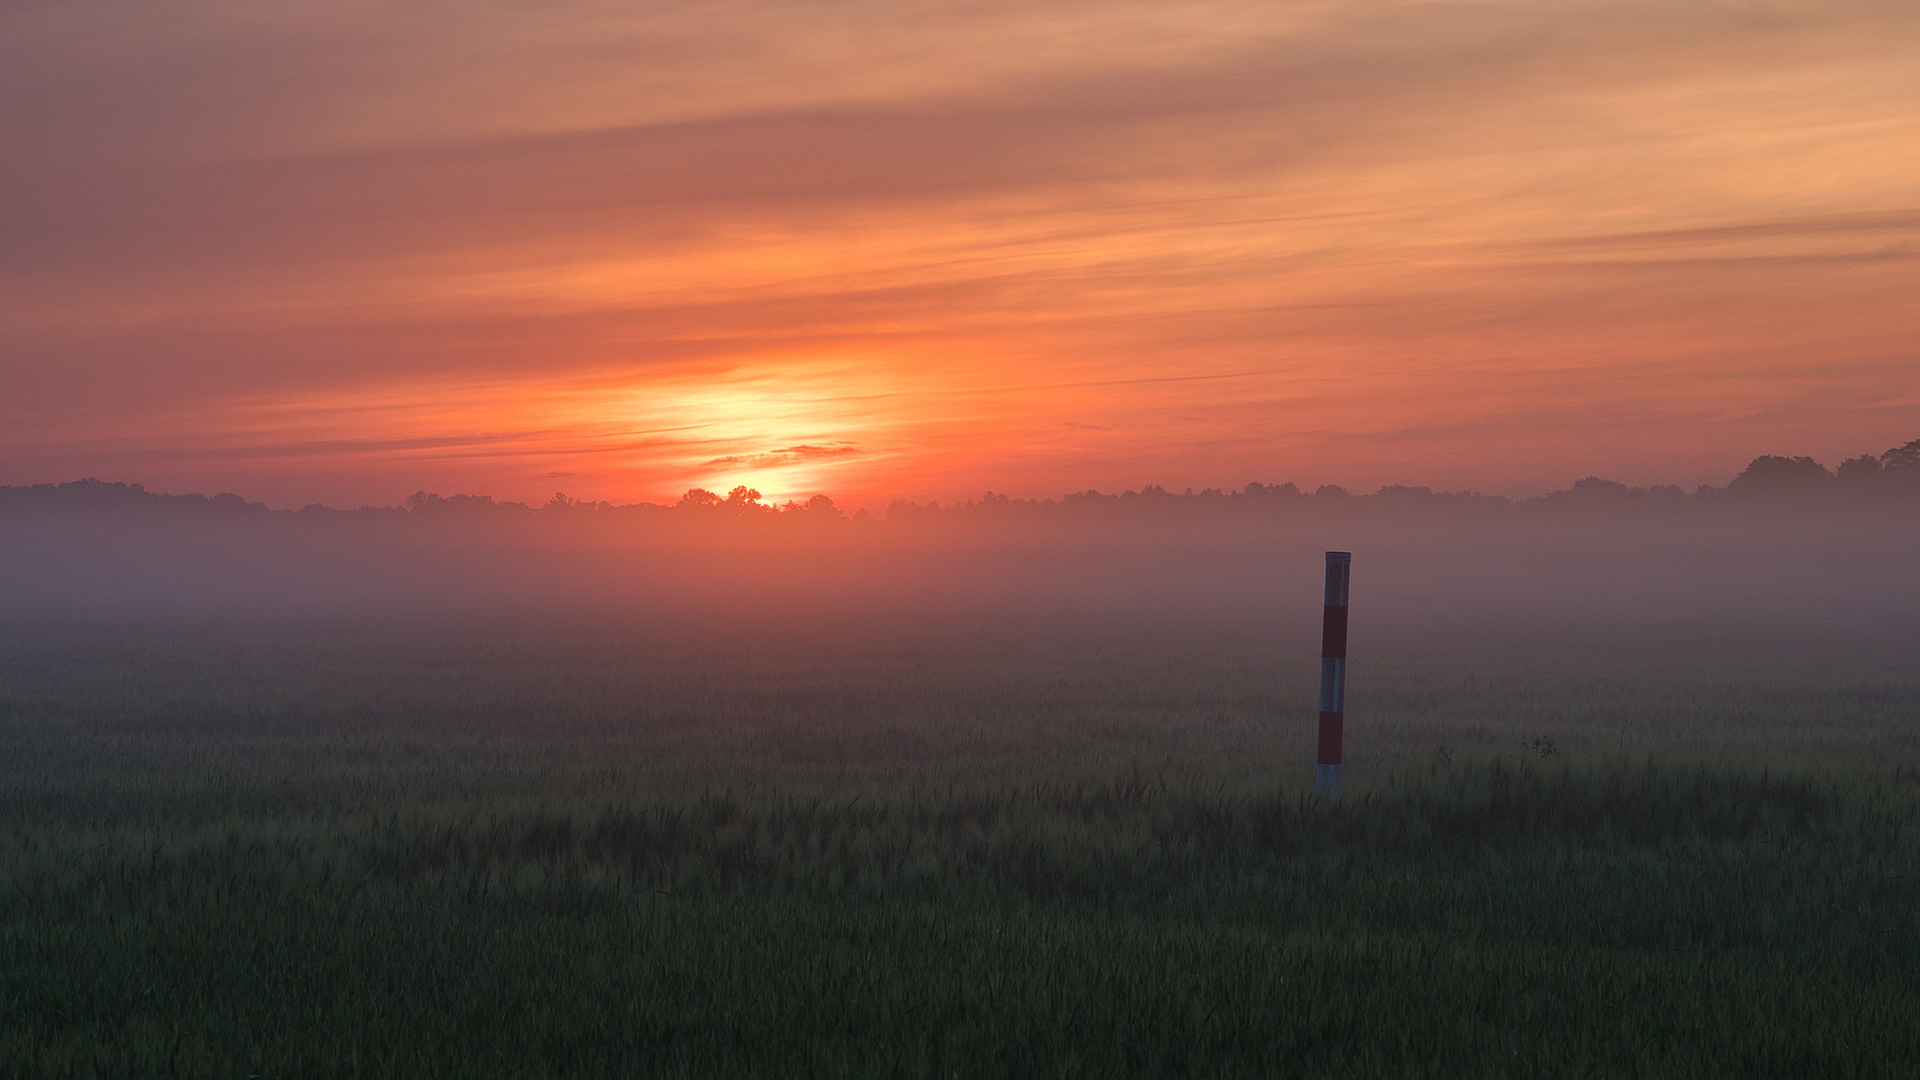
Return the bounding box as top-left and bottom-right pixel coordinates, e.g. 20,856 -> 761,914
3,0 -> 1917,509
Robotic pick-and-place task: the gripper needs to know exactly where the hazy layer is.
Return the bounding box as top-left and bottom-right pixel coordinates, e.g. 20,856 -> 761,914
5,485 -> 1914,643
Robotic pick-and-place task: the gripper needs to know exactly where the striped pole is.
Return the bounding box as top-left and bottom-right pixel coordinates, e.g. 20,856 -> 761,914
1317,551 -> 1351,799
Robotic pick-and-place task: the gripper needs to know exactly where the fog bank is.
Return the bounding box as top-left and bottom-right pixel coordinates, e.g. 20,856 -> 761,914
4,476 -> 1916,641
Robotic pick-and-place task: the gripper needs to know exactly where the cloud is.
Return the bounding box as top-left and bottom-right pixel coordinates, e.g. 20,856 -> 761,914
703,444 -> 866,470
1537,209 -> 1920,250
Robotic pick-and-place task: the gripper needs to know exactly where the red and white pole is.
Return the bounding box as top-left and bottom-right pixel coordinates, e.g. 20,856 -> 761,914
1317,551 -> 1351,799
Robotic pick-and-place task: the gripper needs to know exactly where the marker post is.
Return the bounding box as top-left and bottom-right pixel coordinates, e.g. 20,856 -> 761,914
1317,551 -> 1351,799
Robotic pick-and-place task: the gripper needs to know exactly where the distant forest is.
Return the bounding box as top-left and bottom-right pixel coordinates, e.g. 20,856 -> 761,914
4,439 -> 1917,525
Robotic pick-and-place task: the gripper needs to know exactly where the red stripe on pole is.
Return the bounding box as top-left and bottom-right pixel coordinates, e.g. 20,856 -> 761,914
1320,605 -> 1348,659
1318,711 -> 1343,765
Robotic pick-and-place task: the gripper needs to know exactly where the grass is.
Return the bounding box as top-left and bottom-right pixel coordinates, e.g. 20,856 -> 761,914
1,615 -> 1918,1076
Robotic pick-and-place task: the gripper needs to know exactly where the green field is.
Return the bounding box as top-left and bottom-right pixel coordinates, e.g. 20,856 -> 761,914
2,616 -> 1918,1077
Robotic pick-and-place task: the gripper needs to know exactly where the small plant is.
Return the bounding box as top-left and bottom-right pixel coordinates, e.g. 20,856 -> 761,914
1435,745 -> 1454,766
1527,737 -> 1559,760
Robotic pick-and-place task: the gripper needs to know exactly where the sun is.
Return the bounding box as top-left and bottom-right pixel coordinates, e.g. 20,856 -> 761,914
580,357 -> 902,504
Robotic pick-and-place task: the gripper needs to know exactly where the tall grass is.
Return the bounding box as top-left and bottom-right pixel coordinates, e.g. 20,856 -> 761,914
1,618 -> 1917,1076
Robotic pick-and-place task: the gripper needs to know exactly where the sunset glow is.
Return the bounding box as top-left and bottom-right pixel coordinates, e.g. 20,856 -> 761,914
5,0 -> 1917,507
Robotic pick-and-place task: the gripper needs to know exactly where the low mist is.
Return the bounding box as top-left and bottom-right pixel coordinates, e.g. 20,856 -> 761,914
5,467 -> 1917,648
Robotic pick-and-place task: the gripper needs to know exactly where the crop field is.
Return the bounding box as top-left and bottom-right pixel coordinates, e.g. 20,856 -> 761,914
2,614 -> 1918,1077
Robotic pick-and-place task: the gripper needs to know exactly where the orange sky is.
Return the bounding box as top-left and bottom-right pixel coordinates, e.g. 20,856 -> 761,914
4,0 -> 1917,508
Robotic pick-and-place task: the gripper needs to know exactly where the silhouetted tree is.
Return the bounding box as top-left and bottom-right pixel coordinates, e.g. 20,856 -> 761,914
1884,439 -> 1920,487
1836,455 -> 1883,490
885,499 -> 940,520
1239,482 -> 1302,498
1725,455 -> 1834,497
406,492 -> 523,514
1569,477 -> 1630,499
722,486 -> 766,512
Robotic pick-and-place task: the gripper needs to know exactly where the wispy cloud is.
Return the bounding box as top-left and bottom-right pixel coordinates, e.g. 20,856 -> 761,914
704,443 -> 866,470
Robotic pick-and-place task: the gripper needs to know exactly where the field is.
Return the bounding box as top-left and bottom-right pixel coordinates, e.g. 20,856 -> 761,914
2,614 -> 1918,1077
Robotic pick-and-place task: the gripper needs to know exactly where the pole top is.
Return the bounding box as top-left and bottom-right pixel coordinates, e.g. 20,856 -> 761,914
1325,551 -> 1351,563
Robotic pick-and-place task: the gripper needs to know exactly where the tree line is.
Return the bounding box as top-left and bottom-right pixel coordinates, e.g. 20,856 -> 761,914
3,438 -> 1915,524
